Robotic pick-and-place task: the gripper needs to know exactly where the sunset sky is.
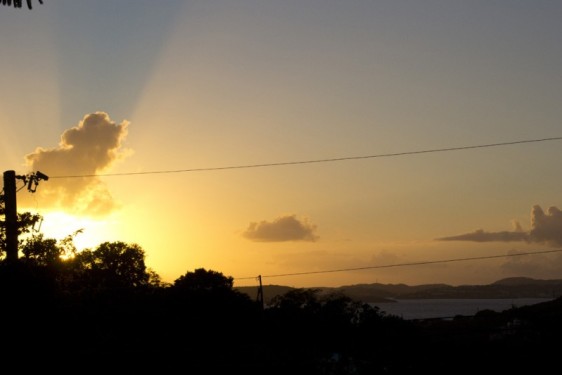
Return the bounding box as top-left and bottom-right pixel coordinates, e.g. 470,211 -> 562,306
1,1 -> 562,288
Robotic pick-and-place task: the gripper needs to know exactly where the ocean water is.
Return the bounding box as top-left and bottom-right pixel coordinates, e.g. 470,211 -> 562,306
371,298 -> 553,320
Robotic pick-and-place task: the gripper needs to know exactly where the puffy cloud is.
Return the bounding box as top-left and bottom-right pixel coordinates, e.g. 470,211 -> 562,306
437,204 -> 562,247
19,112 -> 131,216
528,205 -> 562,247
243,214 -> 319,242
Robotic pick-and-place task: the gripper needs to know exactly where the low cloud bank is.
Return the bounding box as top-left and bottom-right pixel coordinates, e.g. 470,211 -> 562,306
437,205 -> 562,247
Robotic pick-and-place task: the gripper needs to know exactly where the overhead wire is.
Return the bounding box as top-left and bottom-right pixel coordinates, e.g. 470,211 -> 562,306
234,248 -> 562,282
29,136 -> 562,286
48,136 -> 562,179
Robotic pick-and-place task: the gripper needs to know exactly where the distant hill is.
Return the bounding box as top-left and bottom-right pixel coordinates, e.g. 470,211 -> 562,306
492,276 -> 562,286
235,277 -> 562,304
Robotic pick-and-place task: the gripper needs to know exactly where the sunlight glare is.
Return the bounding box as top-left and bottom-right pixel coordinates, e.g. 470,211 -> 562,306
39,211 -> 110,251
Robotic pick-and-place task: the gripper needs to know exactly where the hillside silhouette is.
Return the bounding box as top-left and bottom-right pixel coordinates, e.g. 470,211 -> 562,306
236,277 -> 562,305
0,233 -> 560,373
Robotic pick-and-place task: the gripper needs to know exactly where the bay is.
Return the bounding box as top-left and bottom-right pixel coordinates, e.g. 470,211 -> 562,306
371,298 -> 553,320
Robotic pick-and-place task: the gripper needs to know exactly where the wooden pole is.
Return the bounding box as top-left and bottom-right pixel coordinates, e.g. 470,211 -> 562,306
3,170 -> 18,262
256,275 -> 264,310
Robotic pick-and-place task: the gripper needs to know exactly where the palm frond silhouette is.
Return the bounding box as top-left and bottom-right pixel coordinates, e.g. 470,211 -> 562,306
1,0 -> 43,10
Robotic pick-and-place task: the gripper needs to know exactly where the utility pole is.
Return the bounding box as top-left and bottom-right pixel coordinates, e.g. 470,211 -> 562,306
256,275 -> 265,310
2,170 -> 49,262
3,170 -> 18,262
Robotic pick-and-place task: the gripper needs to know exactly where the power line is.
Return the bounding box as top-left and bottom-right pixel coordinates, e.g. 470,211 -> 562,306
49,136 -> 562,179
234,248 -> 562,281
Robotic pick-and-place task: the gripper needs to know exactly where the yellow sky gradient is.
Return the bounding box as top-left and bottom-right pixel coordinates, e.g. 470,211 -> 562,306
2,1 -> 562,288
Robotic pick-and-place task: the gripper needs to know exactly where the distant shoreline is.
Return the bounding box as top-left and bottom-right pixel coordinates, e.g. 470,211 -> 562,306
370,297 -> 554,320
236,277 -> 562,304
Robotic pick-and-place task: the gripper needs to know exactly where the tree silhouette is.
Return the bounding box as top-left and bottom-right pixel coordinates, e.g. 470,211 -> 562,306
20,234 -> 59,265
171,267 -> 255,312
0,229 -> 557,372
173,267 -> 234,292
1,0 -> 43,10
70,241 -> 152,291
0,204 -> 42,260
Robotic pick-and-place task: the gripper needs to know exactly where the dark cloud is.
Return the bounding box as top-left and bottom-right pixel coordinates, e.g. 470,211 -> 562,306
437,229 -> 528,243
437,204 -> 562,247
243,214 -> 318,242
20,112 -> 131,216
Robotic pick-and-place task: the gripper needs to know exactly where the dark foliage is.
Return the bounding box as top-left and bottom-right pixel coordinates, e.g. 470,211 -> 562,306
0,0 -> 43,10
0,222 -> 560,373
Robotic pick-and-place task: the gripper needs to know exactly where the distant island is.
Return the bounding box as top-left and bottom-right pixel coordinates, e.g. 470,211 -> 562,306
236,277 -> 562,304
